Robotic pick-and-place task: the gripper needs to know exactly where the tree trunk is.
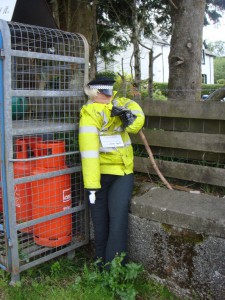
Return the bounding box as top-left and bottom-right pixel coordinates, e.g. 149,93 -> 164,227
48,0 -> 97,80
120,58 -> 127,97
87,0 -> 98,79
168,0 -> 206,101
148,50 -> 153,99
131,0 -> 141,99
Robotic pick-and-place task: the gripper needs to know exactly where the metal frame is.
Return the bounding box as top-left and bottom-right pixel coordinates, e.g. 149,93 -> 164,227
0,20 -> 89,283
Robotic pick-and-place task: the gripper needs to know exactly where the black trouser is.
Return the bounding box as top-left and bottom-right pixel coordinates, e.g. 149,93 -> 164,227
89,173 -> 134,265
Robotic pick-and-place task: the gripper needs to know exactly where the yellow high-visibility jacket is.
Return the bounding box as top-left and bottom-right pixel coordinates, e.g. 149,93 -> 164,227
78,93 -> 145,189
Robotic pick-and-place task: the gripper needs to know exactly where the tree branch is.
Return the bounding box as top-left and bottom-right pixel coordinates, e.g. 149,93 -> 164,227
168,0 -> 178,9
138,40 -> 162,61
138,39 -> 151,51
153,53 -> 162,62
139,130 -> 173,190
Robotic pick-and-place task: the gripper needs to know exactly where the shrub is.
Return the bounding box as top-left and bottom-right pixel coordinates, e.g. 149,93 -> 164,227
216,79 -> 225,85
75,253 -> 144,300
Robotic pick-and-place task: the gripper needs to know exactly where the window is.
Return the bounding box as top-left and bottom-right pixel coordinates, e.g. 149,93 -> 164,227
202,74 -> 207,84
202,49 -> 205,65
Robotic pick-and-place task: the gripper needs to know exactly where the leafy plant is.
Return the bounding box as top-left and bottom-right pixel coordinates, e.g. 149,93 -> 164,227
0,269 -> 10,283
50,261 -> 61,277
0,248 -> 181,300
74,252 -> 143,300
96,71 -> 117,80
216,78 -> 225,85
102,253 -> 143,299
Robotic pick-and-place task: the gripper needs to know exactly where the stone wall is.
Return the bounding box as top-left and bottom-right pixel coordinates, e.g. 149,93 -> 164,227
127,182 -> 225,300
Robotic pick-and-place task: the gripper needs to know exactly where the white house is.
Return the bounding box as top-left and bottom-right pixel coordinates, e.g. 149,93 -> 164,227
97,38 -> 215,84
201,49 -> 215,84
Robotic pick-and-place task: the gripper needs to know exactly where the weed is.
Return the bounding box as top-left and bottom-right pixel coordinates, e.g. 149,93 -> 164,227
50,261 -> 61,277
74,253 -> 143,300
0,269 -> 10,283
0,248 -> 180,300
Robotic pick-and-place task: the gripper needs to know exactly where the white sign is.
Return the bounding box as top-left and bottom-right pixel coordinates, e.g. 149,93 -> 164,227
100,135 -> 124,148
0,0 -> 17,21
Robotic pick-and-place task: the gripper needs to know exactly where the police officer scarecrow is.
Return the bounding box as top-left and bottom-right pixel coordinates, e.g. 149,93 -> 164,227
79,77 -> 145,267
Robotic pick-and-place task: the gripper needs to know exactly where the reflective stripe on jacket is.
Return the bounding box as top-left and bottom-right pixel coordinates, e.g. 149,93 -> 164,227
78,93 -> 145,189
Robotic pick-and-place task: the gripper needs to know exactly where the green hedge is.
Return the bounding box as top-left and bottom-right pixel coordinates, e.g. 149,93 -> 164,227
152,82 -> 224,97
95,72 -> 224,98
201,83 -> 224,96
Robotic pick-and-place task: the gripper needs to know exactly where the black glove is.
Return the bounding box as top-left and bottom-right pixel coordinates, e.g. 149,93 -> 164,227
111,106 -> 137,128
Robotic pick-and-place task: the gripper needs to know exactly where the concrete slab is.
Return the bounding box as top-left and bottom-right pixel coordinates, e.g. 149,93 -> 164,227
131,182 -> 225,238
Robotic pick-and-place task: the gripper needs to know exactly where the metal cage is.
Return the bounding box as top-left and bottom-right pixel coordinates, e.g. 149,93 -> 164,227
0,20 -> 89,283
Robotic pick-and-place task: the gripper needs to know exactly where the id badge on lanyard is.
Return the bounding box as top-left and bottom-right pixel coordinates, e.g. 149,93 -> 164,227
100,133 -> 124,148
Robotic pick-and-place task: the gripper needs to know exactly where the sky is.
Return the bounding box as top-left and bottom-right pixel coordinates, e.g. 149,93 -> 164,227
203,13 -> 225,42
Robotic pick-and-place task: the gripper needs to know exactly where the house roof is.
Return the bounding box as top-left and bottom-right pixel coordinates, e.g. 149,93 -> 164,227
205,49 -> 216,57
155,37 -> 170,46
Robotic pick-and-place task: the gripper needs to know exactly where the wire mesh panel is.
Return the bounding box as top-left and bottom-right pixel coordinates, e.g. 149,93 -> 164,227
0,20 -> 89,282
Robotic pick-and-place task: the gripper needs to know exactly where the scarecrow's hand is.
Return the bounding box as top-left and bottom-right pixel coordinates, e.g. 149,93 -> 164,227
111,106 -> 137,128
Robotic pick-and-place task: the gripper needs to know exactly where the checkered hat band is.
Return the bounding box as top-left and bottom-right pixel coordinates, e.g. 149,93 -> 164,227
89,85 -> 113,90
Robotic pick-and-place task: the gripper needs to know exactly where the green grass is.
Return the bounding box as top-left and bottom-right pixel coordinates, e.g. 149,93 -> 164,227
0,248 -> 181,300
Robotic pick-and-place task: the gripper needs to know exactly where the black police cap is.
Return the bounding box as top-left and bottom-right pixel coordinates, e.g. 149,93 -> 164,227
88,77 -> 115,90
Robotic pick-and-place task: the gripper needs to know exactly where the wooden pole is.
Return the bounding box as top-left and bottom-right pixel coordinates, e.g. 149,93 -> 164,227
139,130 -> 173,190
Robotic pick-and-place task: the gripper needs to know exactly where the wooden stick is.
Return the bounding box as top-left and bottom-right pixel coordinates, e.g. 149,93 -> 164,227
168,0 -> 178,9
139,130 -> 173,190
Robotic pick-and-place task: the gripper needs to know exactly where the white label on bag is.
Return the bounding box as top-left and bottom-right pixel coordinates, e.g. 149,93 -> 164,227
63,188 -> 71,202
100,135 -> 124,148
